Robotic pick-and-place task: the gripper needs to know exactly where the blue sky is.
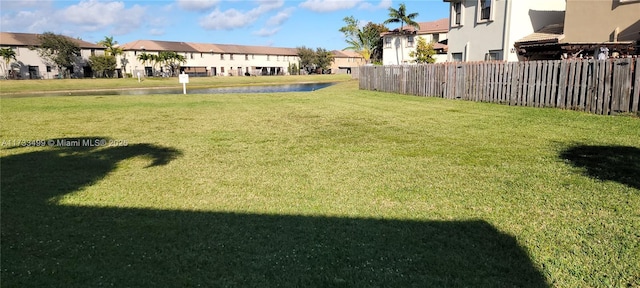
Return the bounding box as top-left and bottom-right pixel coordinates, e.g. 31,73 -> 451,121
0,0 -> 449,51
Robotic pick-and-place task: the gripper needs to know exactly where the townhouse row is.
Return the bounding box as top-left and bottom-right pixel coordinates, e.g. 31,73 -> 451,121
0,32 -> 364,79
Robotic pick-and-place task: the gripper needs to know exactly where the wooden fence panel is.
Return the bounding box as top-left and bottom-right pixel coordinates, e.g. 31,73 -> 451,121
633,58 -> 640,113
358,58 -> 638,115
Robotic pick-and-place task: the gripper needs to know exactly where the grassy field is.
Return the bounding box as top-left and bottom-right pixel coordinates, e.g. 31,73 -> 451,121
1,79 -> 639,287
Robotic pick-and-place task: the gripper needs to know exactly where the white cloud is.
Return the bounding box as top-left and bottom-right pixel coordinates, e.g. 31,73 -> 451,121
176,0 -> 220,11
253,27 -> 280,37
0,0 -> 55,33
359,0 -> 392,10
0,10 -> 47,33
199,0 -> 285,30
57,0 -> 146,35
299,0 -> 361,12
253,0 -> 284,13
199,8 -> 255,30
266,7 -> 294,26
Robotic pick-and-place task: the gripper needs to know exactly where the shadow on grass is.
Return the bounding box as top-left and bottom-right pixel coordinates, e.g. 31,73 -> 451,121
1,138 -> 548,287
560,145 -> 640,190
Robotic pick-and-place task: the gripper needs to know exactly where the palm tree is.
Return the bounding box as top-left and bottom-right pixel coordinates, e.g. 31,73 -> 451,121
384,3 -> 420,64
159,51 -> 186,76
0,47 -> 17,79
137,52 -> 150,76
98,36 -> 123,57
344,29 -> 375,63
339,16 -> 384,64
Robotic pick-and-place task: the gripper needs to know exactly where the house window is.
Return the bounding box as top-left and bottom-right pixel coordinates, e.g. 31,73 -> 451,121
407,36 -> 414,47
485,50 -> 501,61
385,37 -> 391,48
267,55 -> 270,61
452,2 -> 462,26
91,49 -> 95,56
245,54 -> 249,60
478,0 -> 492,21
221,67 -> 225,73
452,53 -> 463,62
433,34 -> 440,43
46,66 -> 52,72
220,54 -> 225,60
230,54 -> 234,60
190,53 -> 194,59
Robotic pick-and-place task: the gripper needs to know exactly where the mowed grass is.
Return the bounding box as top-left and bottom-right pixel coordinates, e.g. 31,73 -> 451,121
1,80 -> 639,287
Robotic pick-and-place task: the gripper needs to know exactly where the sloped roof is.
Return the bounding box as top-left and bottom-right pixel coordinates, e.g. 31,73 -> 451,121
515,23 -> 565,44
433,42 -> 448,51
0,32 -> 103,49
119,40 -> 199,52
120,39 -> 300,56
382,18 -> 449,36
332,50 -> 362,58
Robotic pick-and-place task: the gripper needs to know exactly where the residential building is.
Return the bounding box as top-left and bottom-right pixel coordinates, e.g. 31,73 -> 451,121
381,18 -> 449,65
330,50 -> 365,74
118,40 -> 300,77
0,32 -> 105,79
443,0 -> 565,62
1,32 -> 359,79
515,0 -> 640,60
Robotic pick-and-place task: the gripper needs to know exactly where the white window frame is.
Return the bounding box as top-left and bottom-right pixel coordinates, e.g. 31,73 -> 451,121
484,50 -> 501,61
451,1 -> 463,27
451,52 -> 463,62
407,36 -> 415,48
477,0 -> 494,23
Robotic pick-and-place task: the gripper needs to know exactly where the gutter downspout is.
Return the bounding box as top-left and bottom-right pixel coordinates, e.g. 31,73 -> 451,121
502,0 -> 513,61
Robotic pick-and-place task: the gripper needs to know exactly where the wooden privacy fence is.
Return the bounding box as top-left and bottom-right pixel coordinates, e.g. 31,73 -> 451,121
359,58 -> 640,115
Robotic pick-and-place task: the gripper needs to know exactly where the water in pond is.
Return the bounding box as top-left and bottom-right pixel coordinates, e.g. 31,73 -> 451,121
3,82 -> 338,98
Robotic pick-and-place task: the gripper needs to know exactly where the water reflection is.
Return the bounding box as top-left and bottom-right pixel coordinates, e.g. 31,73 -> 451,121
3,82 -> 338,98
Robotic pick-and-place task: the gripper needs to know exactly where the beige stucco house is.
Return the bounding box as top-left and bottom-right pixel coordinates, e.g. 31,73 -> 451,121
381,18 -> 449,65
118,40 -> 300,77
515,0 -> 640,59
0,32 -> 105,79
330,50 -> 365,74
443,0 -> 566,62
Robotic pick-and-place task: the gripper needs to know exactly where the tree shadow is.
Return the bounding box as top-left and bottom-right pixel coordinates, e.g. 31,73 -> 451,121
1,138 -> 548,287
560,145 -> 640,190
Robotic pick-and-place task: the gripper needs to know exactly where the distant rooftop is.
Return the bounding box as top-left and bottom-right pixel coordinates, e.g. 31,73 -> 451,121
0,32 -> 104,49
382,18 -> 449,36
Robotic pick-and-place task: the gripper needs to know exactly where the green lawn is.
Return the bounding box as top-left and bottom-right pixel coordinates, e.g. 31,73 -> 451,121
1,79 -> 639,287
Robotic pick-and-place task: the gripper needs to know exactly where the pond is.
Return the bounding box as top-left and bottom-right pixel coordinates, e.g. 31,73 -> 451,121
2,82 -> 339,98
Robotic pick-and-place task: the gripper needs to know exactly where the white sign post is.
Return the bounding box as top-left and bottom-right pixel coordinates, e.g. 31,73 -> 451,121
179,72 -> 189,94
137,72 -> 141,83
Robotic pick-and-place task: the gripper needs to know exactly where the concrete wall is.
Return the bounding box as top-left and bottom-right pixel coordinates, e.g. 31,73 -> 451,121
331,56 -> 365,74
563,0 -> 640,43
118,51 -> 299,77
446,0 -> 565,62
1,46 -> 101,79
382,32 -> 448,65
